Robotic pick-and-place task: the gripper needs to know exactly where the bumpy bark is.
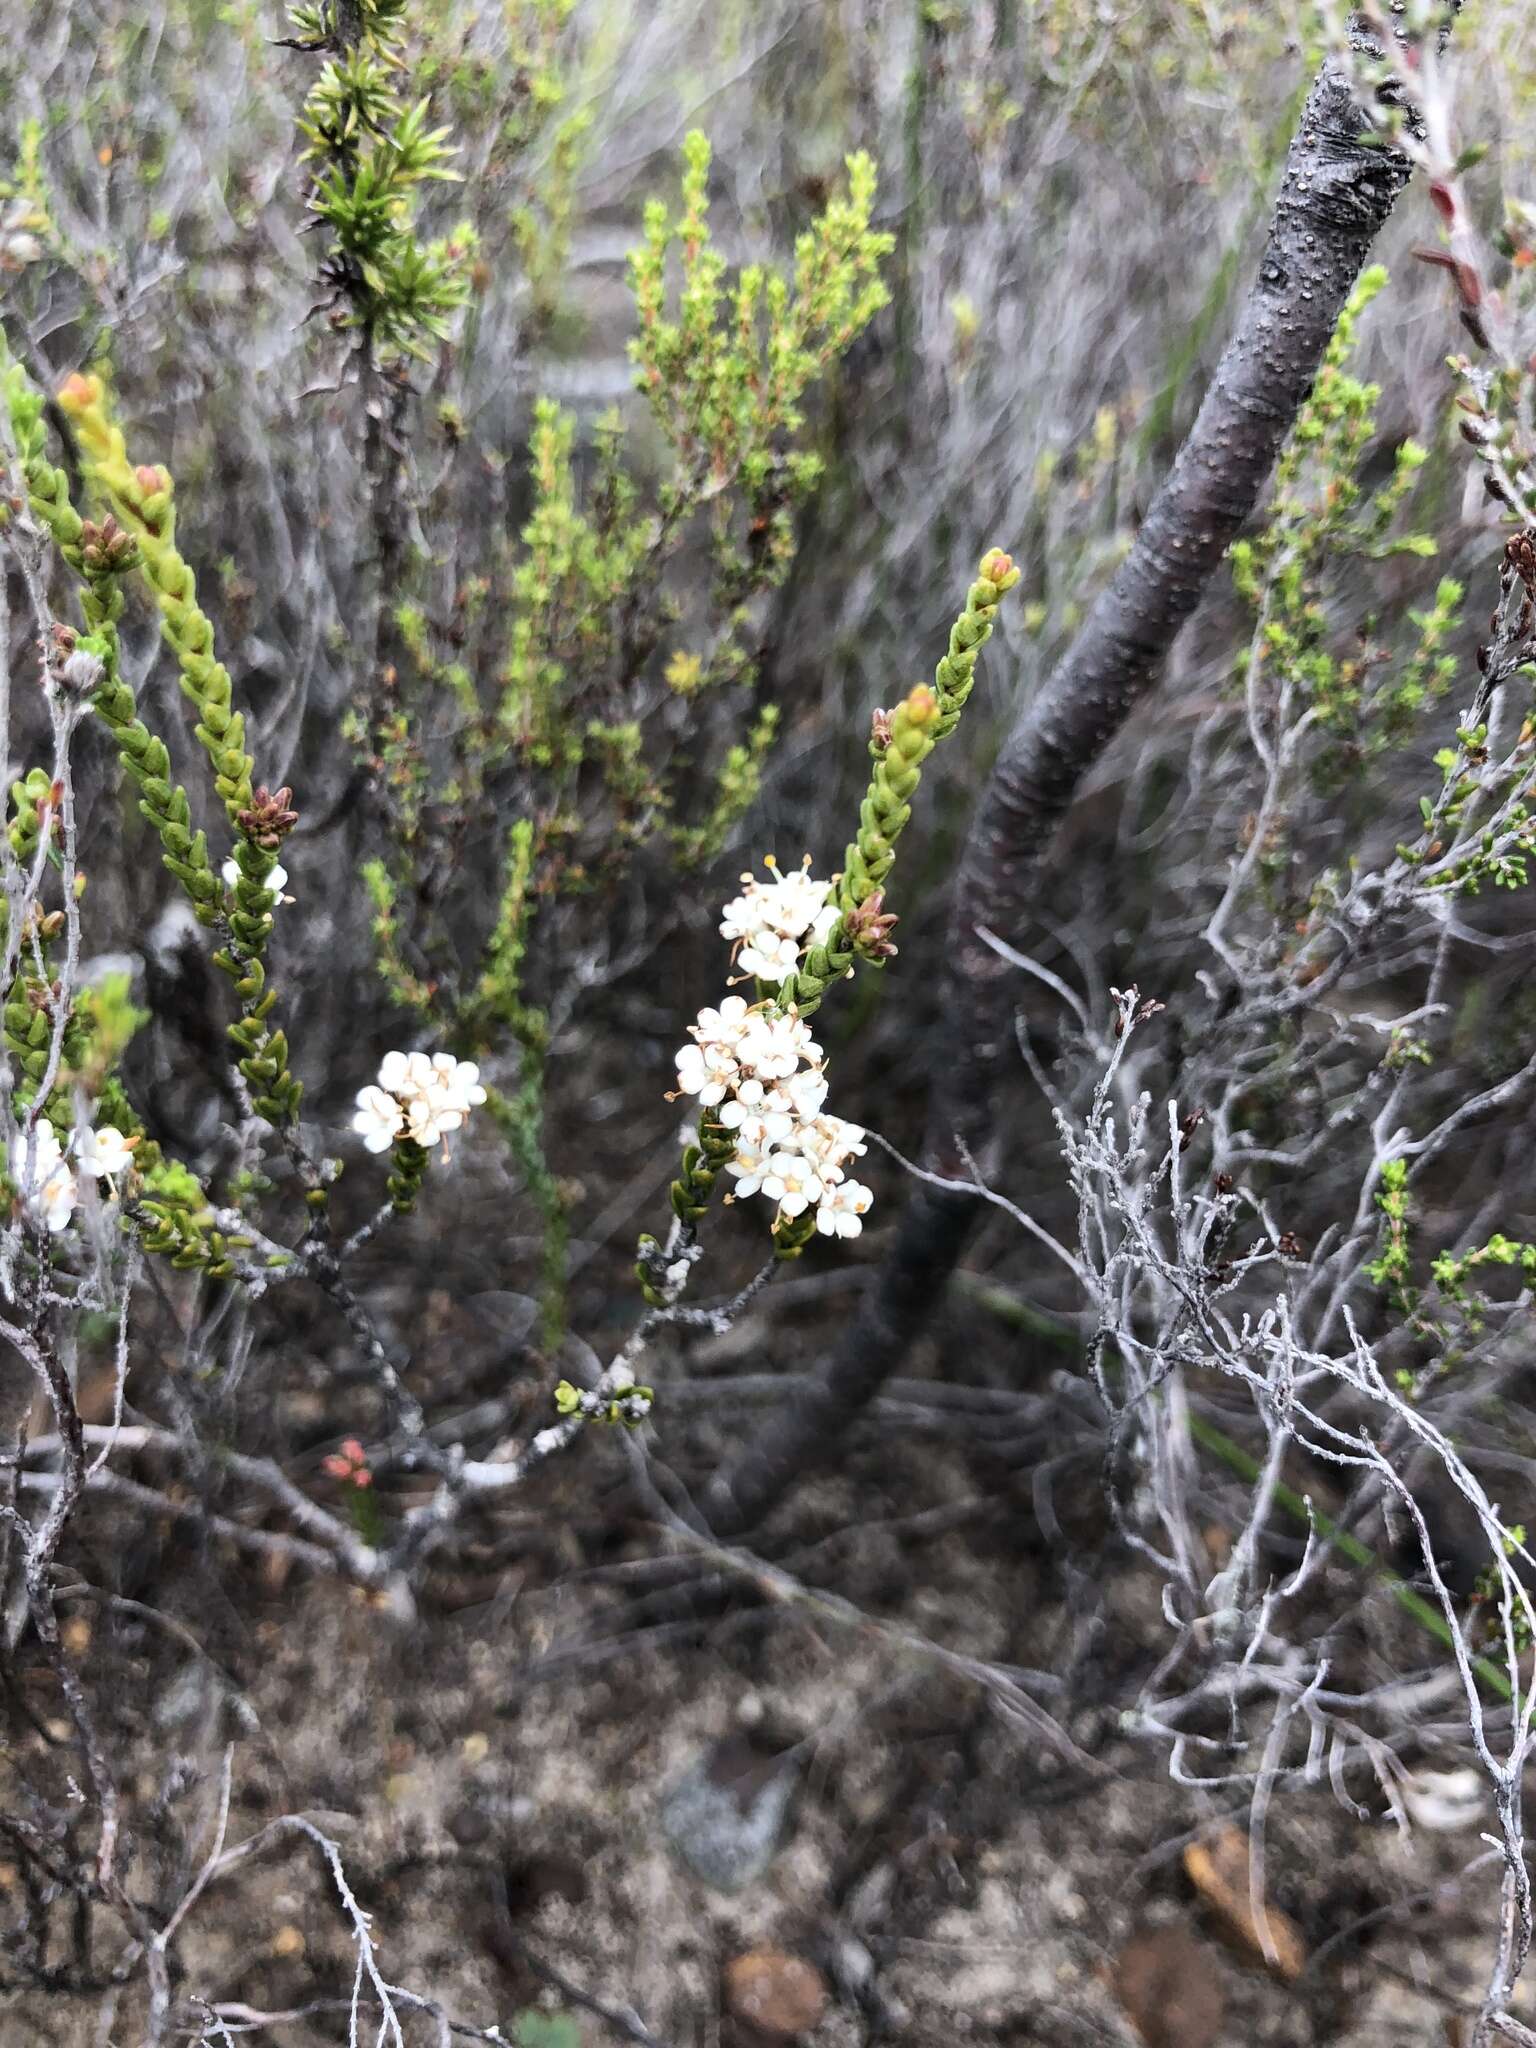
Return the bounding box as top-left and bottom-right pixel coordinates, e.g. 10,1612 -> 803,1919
705,41 -> 1414,1536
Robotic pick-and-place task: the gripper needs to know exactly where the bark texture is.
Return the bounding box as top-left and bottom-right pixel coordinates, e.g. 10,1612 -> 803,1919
705,43 -> 1413,1537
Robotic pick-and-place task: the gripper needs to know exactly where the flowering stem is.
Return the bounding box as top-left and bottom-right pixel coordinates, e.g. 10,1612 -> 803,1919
783,549 -> 1020,1016
2,360 -> 226,929
704,33 -> 1423,1539
648,551 -> 1019,1297
57,376 -> 257,831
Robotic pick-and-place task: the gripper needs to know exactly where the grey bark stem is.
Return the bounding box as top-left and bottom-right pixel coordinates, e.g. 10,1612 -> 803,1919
705,38 -> 1414,1536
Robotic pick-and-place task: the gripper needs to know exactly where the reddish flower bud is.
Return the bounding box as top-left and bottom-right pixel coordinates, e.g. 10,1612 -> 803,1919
57,372 -> 101,415
845,889 -> 899,959
237,785 -> 300,850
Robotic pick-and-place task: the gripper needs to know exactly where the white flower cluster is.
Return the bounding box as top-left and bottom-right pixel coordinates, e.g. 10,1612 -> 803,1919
719,855 -> 840,985
353,1050 -> 487,1154
673,992 -> 874,1239
13,1121 -> 138,1235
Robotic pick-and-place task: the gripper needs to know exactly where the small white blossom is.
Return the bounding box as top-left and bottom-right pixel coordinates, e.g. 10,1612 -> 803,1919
675,998 -> 759,1104
735,931 -> 802,983
719,1110 -> 783,1155
35,1171 -> 77,1234
795,1114 -> 867,1185
427,1053 -> 487,1117
759,1149 -> 825,1219
720,857 -> 829,942
403,1090 -> 460,1150
720,857 -> 836,984
354,1083 -> 405,1153
737,1009 -> 820,1081
74,1125 -> 138,1184
692,995 -> 754,1048
772,1067 -> 830,1122
719,883 -> 775,947
717,1077 -> 796,1146
17,1123 -> 77,1233
378,1049 -> 431,1098
674,1039 -> 739,1106
816,1178 -> 873,1238
725,1136 -> 774,1198
769,866 -> 831,933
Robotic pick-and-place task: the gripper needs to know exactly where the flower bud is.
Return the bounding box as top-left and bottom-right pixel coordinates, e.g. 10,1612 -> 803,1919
1506,530 -> 1536,594
236,785 -> 300,849
978,546 -> 1021,593
79,514 -> 137,575
899,684 -> 938,732
846,889 -> 898,959
57,372 -> 103,416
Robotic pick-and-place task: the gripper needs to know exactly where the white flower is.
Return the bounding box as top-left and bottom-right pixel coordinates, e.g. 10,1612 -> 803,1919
721,858 -> 829,941
720,857 -> 836,983
403,1090 -> 460,1150
719,1110 -> 784,1154
74,1125 -> 138,1183
17,1123 -> 77,1233
35,1169 -> 77,1234
816,1178 -> 873,1238
378,1049 -> 432,1098
761,867 -> 831,939
674,1039 -> 739,1106
677,997 -> 766,1104
795,1114 -> 867,1185
760,1149 -> 825,1219
222,857 -> 289,899
737,1009 -> 820,1081
691,996 -> 754,1048
428,1053 -> 487,1117
772,1067 -> 830,1123
725,1136 -> 775,1199
354,1084 -> 405,1153
717,1077 -> 796,1146
735,929 -> 803,984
